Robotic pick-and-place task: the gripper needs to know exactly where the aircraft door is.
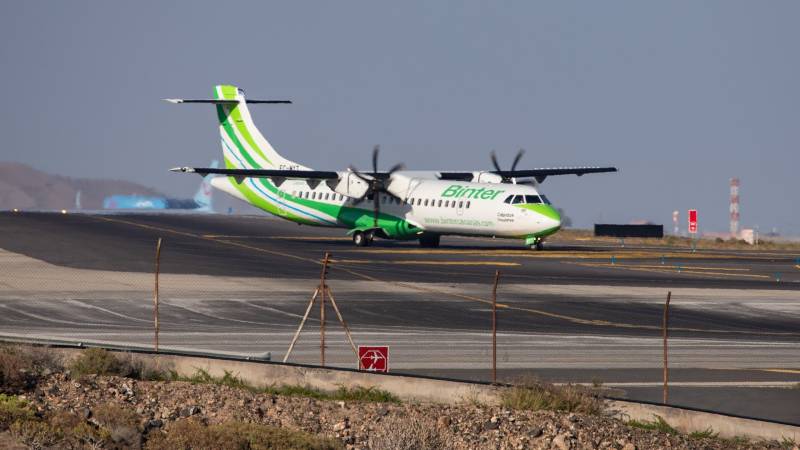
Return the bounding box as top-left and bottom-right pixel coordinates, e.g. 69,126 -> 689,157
456,199 -> 465,216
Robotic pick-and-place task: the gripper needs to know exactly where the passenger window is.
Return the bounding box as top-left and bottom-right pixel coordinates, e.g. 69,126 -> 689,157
424,199 -> 429,207
466,201 -> 471,208
452,201 -> 457,208
458,201 -> 463,208
504,195 -> 515,204
312,192 -> 317,200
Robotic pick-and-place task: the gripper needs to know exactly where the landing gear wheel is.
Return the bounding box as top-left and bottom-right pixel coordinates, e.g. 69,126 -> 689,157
528,238 -> 544,251
419,235 -> 440,248
353,231 -> 370,247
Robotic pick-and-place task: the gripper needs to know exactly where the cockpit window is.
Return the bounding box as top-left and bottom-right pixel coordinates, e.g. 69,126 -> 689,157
540,195 -> 551,205
512,196 -> 525,204
524,195 -> 542,204
503,195 -> 515,204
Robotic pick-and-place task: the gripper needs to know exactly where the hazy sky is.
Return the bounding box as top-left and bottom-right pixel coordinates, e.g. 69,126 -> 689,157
1,2 -> 797,234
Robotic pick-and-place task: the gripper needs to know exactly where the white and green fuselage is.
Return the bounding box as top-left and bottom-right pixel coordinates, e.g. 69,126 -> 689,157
199,85 -> 562,246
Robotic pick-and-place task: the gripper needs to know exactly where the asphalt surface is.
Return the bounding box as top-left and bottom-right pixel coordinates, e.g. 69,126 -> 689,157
0,211 -> 799,423
0,212 -> 798,288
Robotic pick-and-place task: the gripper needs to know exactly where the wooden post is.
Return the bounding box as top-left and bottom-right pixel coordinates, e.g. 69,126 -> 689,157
663,291 -> 671,404
492,270 -> 500,384
154,238 -> 162,352
319,253 -> 330,367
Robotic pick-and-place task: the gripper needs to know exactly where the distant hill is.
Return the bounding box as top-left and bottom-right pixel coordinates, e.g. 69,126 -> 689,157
0,162 -> 165,211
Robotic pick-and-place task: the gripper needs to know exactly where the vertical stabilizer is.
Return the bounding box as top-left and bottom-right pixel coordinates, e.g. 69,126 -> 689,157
213,85 -> 307,171
193,160 -> 218,210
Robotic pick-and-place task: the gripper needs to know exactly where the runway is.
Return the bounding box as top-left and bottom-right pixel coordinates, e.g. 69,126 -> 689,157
0,211 -> 799,422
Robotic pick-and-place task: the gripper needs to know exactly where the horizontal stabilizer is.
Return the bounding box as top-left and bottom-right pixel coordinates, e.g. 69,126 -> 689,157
170,167 -> 338,180
163,99 -> 292,105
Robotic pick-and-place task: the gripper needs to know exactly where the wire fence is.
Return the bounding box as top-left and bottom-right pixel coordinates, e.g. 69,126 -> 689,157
2,233 -> 800,413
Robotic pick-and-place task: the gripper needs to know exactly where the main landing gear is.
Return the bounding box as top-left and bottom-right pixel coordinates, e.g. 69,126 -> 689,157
418,234 -> 440,248
352,230 -> 374,247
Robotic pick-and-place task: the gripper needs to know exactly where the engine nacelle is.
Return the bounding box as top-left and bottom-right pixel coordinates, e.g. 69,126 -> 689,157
327,172 -> 369,199
473,172 -> 504,183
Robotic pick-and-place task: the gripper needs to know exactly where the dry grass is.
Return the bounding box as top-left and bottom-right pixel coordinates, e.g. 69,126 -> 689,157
144,419 -> 343,450
500,379 -> 602,415
368,415 -> 445,450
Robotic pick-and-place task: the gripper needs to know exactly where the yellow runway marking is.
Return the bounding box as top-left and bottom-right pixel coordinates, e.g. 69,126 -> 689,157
758,369 -> 800,374
86,216 -> 800,337
332,259 -> 520,267
202,235 -> 352,241
570,262 -> 771,280
338,248 -> 787,261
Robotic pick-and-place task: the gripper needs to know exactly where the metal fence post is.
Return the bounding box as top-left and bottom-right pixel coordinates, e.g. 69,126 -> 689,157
320,252 -> 330,367
492,270 -> 500,384
663,291 -> 671,404
154,238 -> 162,353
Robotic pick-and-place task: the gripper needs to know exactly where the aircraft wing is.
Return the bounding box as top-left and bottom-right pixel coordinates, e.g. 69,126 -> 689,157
438,166 -> 617,183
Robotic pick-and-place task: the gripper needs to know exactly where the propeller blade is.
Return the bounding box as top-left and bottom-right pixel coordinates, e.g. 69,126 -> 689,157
372,145 -> 380,174
349,166 -> 372,183
490,150 -> 502,172
387,162 -> 405,174
511,148 -> 526,171
373,192 -> 380,228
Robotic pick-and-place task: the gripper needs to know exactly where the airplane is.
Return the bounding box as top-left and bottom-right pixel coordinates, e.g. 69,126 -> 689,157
104,161 -> 218,212
167,85 -> 616,249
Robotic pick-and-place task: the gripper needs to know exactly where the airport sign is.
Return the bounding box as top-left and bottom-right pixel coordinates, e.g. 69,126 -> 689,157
688,209 -> 698,233
358,346 -> 389,372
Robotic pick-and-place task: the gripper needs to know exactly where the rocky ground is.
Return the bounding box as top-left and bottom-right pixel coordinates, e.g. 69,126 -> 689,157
6,373 -> 791,450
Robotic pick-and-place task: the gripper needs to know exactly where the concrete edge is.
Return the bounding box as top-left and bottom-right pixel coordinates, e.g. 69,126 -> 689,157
606,400 -> 800,442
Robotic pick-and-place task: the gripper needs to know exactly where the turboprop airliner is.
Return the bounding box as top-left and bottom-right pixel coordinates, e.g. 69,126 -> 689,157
168,85 -> 616,249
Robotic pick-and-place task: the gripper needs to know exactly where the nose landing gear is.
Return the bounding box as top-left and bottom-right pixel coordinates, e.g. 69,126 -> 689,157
527,237 -> 544,251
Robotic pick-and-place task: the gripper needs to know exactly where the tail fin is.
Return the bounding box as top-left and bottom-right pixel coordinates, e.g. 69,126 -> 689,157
193,160 -> 218,209
213,85 -> 307,171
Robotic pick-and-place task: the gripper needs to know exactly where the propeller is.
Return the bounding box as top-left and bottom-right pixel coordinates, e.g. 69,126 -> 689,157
490,148 -> 526,182
349,145 -> 405,228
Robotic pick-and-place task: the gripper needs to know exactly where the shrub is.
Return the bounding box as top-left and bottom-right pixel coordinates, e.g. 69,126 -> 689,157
145,419 -> 342,450
9,410 -> 110,449
500,380 -> 602,415
0,345 -> 62,392
93,403 -> 139,430
0,394 -> 33,431
368,415 -> 444,450
69,348 -> 133,378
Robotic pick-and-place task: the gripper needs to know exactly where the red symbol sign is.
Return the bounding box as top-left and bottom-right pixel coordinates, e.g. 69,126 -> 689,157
688,209 -> 698,233
358,346 -> 389,372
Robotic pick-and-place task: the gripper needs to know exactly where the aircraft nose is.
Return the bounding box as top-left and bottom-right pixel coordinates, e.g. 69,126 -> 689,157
545,205 -> 562,230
